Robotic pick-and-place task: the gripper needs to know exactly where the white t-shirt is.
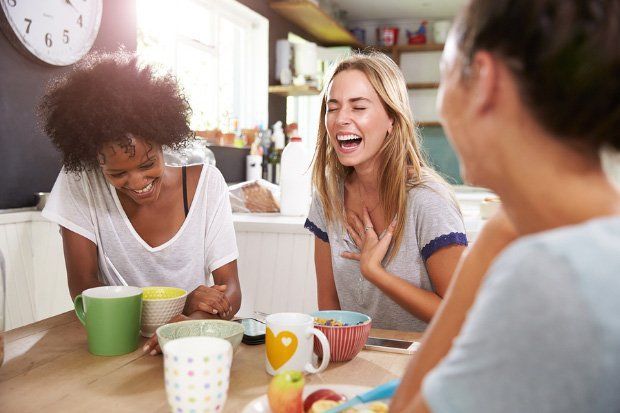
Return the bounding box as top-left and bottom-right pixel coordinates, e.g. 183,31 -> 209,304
42,164 -> 238,292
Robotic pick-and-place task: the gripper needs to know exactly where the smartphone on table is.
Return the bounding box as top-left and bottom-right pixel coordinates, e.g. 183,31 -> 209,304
365,336 -> 420,354
235,318 -> 266,345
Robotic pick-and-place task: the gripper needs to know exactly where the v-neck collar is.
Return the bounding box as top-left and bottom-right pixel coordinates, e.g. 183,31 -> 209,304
109,165 -> 208,252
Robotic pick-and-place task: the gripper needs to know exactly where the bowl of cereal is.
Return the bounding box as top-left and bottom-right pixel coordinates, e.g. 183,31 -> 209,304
311,310 -> 372,362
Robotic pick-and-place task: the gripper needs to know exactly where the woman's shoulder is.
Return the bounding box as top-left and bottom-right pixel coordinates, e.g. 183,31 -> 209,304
192,163 -> 229,199
407,178 -> 457,208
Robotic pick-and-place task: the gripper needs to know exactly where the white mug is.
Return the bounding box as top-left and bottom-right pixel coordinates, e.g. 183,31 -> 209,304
265,312 -> 330,376
163,337 -> 233,413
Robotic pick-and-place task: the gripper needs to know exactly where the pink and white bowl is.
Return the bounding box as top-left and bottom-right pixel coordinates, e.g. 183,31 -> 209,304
311,310 -> 372,362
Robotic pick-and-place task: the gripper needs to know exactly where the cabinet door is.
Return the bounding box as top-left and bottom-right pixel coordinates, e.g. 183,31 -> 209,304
409,88 -> 439,123
400,51 -> 441,84
235,231 -> 318,316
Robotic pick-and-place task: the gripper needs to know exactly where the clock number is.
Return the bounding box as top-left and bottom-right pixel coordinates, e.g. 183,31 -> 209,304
63,30 -> 70,44
8,0 -> 16,7
24,18 -> 32,34
45,33 -> 52,48
77,15 -> 83,28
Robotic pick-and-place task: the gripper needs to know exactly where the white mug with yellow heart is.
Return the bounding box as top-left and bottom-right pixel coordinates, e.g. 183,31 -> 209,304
265,313 -> 330,375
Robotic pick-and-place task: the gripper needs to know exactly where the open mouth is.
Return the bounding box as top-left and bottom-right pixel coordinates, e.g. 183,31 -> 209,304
337,133 -> 363,151
126,179 -> 156,197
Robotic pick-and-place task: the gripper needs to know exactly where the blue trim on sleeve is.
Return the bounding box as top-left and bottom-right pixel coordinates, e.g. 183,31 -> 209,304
304,218 -> 329,243
421,232 -> 468,261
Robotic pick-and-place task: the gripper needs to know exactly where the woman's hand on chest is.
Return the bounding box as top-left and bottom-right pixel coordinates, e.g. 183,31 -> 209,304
342,207 -> 397,280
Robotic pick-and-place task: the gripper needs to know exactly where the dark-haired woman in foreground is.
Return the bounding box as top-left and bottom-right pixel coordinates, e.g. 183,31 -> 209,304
39,52 -> 241,354
390,0 -> 620,411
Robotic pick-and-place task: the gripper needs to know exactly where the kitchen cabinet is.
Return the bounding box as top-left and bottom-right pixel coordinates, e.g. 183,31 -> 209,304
268,85 -> 321,97
269,0 -> 362,47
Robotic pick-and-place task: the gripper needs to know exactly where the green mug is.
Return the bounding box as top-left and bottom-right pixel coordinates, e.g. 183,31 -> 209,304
74,286 -> 143,356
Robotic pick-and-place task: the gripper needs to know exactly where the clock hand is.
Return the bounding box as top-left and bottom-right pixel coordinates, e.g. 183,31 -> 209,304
64,0 -> 79,13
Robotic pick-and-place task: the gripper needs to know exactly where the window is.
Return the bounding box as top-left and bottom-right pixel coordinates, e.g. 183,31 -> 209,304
136,0 -> 268,131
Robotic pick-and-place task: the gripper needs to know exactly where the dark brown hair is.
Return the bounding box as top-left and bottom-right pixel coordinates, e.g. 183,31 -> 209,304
38,51 -> 193,172
454,0 -> 620,152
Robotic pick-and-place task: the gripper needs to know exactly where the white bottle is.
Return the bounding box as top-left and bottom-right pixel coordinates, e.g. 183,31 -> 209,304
280,136 -> 312,216
272,121 -> 286,184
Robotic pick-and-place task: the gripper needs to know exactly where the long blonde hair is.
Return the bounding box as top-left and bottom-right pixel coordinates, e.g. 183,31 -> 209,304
312,52 -> 446,261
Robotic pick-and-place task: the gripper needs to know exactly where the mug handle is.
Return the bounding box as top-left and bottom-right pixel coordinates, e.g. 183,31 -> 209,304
304,327 -> 330,374
74,294 -> 86,326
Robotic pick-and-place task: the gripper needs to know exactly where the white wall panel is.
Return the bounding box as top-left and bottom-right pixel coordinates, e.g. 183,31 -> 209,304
30,221 -> 72,321
400,51 -> 442,83
409,88 -> 439,123
0,219 -> 36,330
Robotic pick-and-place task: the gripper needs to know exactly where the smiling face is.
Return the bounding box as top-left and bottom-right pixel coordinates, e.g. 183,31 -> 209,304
98,135 -> 166,205
325,69 -> 393,171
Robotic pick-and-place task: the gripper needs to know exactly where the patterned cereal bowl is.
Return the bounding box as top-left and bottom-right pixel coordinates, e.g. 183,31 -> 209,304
140,287 -> 188,337
156,319 -> 244,353
311,310 -> 372,362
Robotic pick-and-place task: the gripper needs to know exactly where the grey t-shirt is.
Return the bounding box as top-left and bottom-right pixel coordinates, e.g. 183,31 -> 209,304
305,181 -> 467,331
423,215 -> 620,413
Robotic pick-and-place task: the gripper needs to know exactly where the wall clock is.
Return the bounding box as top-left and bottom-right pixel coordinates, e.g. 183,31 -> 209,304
0,0 -> 102,66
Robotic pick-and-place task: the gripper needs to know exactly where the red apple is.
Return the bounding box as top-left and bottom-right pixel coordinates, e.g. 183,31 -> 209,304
303,389 -> 347,412
268,370 -> 305,413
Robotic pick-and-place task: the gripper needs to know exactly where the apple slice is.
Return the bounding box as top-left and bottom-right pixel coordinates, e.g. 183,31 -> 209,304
303,389 -> 347,412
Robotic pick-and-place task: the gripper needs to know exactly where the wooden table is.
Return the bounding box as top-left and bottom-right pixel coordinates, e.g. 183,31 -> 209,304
0,312 -> 421,412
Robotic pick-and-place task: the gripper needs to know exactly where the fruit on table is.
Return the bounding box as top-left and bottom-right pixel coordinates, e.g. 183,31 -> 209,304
268,370 -> 306,413
308,400 -> 341,413
303,389 -> 347,412
308,399 -> 389,413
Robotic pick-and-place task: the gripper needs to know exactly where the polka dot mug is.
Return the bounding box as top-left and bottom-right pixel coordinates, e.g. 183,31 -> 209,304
163,336 -> 233,413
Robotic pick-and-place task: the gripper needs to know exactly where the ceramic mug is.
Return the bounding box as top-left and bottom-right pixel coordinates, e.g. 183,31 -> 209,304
163,336 -> 233,413
265,312 -> 330,375
74,286 -> 142,356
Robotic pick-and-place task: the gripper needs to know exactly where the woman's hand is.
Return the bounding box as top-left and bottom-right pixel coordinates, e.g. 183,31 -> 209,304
341,208 -> 397,280
142,313 -> 189,355
184,284 -> 232,318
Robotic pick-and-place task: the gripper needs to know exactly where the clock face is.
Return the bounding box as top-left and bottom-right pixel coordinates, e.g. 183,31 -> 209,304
0,0 -> 102,66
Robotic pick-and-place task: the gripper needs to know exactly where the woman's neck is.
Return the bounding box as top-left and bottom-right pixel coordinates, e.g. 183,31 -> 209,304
353,159 -> 380,194
490,133 -> 620,235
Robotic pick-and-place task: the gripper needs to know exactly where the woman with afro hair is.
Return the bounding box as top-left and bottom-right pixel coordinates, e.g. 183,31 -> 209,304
39,51 -> 241,354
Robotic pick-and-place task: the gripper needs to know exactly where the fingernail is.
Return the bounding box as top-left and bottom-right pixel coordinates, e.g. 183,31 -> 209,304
143,344 -> 150,353
150,349 -> 157,356
213,309 -> 218,314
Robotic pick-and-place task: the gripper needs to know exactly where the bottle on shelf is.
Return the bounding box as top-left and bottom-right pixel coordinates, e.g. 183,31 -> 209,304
260,126 -> 272,180
280,135 -> 311,216
269,121 -> 285,184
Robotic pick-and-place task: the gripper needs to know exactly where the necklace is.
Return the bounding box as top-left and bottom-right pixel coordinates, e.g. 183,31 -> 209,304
357,180 -> 380,214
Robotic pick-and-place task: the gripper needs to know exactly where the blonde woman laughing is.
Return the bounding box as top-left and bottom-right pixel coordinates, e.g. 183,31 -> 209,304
305,53 -> 467,331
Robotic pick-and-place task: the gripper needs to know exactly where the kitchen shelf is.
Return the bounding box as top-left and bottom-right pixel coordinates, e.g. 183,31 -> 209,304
407,82 -> 440,89
393,43 -> 444,65
398,44 -> 444,53
268,84 -> 321,97
418,121 -> 442,127
269,0 -> 362,47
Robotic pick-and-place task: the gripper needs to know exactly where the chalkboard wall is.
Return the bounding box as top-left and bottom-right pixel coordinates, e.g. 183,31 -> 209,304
0,0 -> 137,209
